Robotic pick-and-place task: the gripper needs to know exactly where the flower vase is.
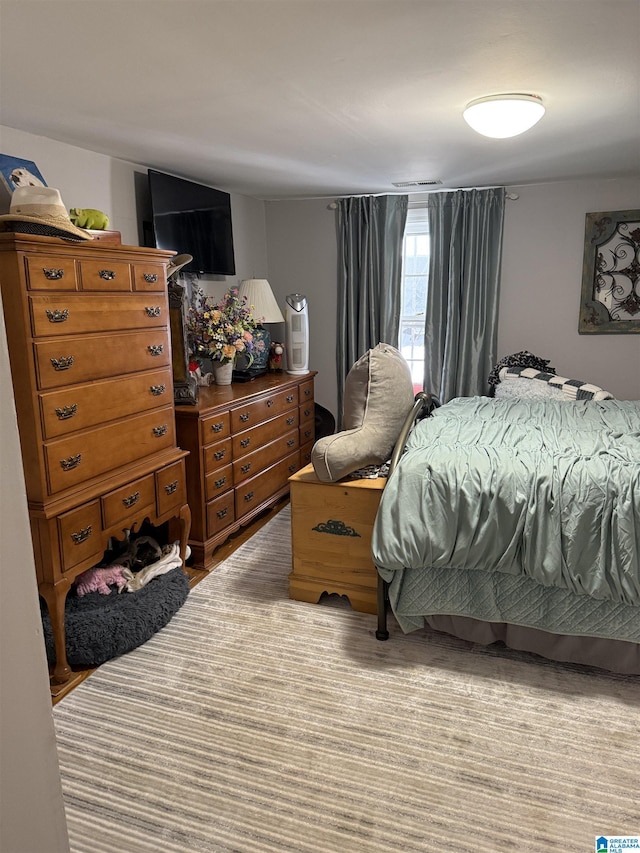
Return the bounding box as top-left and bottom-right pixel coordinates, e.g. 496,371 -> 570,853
213,359 -> 234,385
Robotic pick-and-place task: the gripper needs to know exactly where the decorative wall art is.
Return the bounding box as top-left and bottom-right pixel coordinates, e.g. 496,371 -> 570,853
579,208 -> 640,334
0,154 -> 48,195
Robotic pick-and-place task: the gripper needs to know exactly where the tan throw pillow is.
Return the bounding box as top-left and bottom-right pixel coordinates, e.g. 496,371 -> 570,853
311,343 -> 415,482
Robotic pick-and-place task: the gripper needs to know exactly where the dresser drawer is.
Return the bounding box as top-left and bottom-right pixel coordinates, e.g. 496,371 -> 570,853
235,451 -> 299,517
133,263 -> 166,292
29,293 -> 167,337
34,329 -> 171,389
45,406 -> 176,494
207,491 -> 236,537
203,438 -> 232,474
58,500 -> 103,573
233,429 -> 299,484
39,368 -> 173,439
230,387 -> 299,432
205,464 -> 233,501
79,259 -> 132,291
299,399 -> 315,426
102,474 -> 156,529
156,459 -> 187,516
300,440 -> 314,468
201,411 -> 231,446
25,256 -> 78,291
299,379 -> 314,405
299,421 -> 315,446
232,409 -> 300,460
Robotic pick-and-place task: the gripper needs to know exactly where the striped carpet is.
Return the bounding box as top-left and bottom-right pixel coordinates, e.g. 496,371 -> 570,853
53,505 -> 640,853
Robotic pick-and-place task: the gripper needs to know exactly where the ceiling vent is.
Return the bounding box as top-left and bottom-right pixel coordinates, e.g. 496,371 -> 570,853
392,179 -> 442,188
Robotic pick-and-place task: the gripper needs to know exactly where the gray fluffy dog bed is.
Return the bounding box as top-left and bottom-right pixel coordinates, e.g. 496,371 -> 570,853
41,567 -> 190,668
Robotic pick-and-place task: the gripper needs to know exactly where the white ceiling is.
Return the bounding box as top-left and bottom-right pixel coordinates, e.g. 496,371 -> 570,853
1,0 -> 639,200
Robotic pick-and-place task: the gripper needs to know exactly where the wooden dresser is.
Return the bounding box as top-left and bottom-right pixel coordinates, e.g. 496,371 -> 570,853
175,372 -> 316,570
0,233 -> 191,685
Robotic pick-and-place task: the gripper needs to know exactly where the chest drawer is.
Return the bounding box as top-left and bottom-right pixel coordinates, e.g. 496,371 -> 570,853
58,500 -> 103,573
230,387 -> 298,432
201,411 -> 231,446
205,464 -> 233,501
34,329 -> 171,389
156,459 -> 187,517
133,263 -> 166,292
232,409 -> 300,460
235,450 -> 299,517
233,429 -> 299,484
79,259 -> 132,291
102,474 -> 156,529
45,405 -> 176,494
299,379 -> 314,405
39,368 -> 173,439
207,491 -> 236,537
26,256 -> 78,291
203,438 -> 232,474
299,400 -> 315,426
299,421 -> 315,446
29,293 -> 166,337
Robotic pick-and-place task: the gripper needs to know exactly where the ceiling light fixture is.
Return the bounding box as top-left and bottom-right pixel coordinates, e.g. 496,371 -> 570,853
463,93 -> 545,139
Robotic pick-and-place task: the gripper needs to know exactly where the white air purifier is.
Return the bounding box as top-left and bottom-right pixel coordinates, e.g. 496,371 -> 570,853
285,293 -> 309,374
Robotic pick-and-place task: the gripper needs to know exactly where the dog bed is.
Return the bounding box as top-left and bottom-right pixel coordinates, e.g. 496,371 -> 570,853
41,567 -> 190,668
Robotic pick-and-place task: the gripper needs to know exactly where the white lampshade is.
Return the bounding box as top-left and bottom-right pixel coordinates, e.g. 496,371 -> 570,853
463,94 -> 545,139
238,278 -> 285,324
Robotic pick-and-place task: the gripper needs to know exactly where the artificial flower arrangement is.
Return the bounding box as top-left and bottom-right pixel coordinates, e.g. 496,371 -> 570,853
187,286 -> 262,365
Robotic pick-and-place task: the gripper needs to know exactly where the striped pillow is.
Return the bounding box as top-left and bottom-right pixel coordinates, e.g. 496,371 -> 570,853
498,366 -> 614,401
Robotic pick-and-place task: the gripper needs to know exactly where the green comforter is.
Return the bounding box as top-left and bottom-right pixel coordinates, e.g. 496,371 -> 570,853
372,398 -> 640,607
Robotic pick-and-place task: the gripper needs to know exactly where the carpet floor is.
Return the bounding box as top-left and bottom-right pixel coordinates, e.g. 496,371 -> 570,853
53,505 -> 639,853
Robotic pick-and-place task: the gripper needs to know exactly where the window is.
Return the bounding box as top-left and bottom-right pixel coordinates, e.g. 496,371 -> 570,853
399,206 -> 429,392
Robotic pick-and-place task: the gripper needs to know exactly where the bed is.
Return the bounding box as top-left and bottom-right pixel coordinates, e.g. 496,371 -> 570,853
371,391 -> 640,675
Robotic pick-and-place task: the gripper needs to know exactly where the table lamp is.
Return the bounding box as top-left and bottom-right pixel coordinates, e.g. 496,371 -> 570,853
235,278 -> 285,380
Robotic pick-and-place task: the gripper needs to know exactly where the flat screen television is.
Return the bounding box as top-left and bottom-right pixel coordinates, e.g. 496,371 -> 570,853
148,169 -> 236,275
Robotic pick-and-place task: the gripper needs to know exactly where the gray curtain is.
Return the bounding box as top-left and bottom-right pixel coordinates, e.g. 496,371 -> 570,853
425,187 -> 505,403
336,194 -> 408,421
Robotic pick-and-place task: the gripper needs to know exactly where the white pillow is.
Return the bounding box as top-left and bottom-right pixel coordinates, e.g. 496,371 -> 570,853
495,377 -> 567,400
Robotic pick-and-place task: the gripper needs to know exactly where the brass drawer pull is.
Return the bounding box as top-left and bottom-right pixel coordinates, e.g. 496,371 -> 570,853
287,438 -> 295,447
55,403 -> 77,420
304,408 -> 312,417
150,384 -> 166,396
217,507 -> 228,519
286,394 -> 295,403
240,438 -> 250,448
164,480 -> 178,495
148,344 -> 164,356
71,525 -> 92,544
214,449 -> 226,461
239,412 -> 250,422
214,476 -> 227,488
241,463 -> 251,474
122,491 -> 140,507
145,306 -> 161,317
153,424 -> 168,437
99,269 -> 116,280
60,454 -> 81,471
143,273 -> 158,283
46,308 -> 69,323
304,429 -> 312,439
50,355 -> 74,371
286,416 -> 295,425
43,268 -> 64,280
304,388 -> 311,397
244,491 -> 255,502
267,399 -> 273,407
211,422 -> 224,433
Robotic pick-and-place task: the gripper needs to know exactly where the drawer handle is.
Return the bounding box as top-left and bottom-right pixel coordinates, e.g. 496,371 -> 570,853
145,306 -> 161,317
241,463 -> 251,474
286,416 -> 295,425
217,507 -> 228,519
244,491 -> 255,503
99,269 -> 116,280
304,388 -> 311,397
46,308 -> 69,323
304,429 -> 312,439
214,449 -> 226,461
148,344 -> 164,356
304,408 -> 312,417
153,424 -> 168,437
286,394 -> 294,403
289,464 -> 296,473
240,438 -> 250,448
55,403 -> 77,420
164,480 -> 178,495
50,355 -> 74,371
214,476 -> 227,488
122,491 -> 140,507
239,412 -> 250,422
211,422 -> 224,433
71,525 -> 92,544
150,384 -> 166,396
287,438 -> 295,447
143,273 -> 158,283
267,399 -> 274,407
60,454 -> 81,471
43,268 -> 64,280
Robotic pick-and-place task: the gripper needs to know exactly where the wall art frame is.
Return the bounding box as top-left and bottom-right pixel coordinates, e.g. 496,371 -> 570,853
578,208 -> 640,334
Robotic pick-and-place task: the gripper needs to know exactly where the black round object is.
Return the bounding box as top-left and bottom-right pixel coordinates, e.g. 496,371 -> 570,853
40,567 -> 190,668
314,403 -> 336,440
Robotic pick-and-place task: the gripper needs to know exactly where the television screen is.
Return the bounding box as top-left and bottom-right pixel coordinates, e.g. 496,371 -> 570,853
148,169 -> 236,275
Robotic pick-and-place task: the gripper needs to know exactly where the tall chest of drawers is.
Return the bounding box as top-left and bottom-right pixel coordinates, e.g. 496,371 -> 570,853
0,233 -> 191,686
175,372 -> 316,570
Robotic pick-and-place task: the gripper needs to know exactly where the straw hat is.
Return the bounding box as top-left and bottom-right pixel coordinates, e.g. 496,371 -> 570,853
167,254 -> 193,278
0,186 -> 93,241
